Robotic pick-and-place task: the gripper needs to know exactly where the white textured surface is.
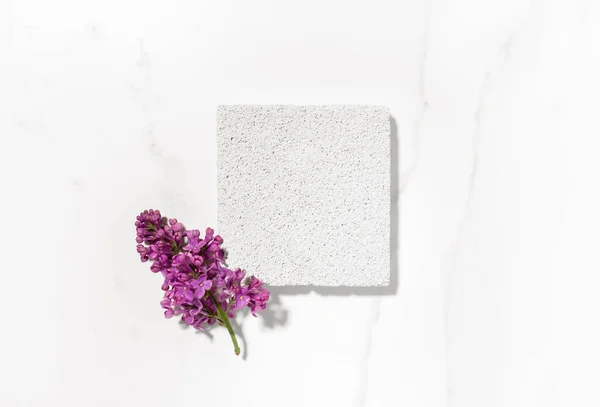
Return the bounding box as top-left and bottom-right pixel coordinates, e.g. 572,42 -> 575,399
217,105 -> 390,286
3,1 -> 600,407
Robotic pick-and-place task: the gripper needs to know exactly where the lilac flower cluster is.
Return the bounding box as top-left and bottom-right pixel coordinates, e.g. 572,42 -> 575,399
135,209 -> 269,354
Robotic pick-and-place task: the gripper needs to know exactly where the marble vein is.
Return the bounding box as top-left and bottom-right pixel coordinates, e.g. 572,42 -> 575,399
444,35 -> 515,407
454,35 -> 514,259
401,2 -> 430,195
355,298 -> 382,407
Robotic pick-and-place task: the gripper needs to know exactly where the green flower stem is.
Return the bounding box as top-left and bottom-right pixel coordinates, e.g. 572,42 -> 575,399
207,290 -> 240,356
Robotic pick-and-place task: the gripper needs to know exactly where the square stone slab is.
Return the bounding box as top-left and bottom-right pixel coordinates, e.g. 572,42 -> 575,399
217,105 -> 390,286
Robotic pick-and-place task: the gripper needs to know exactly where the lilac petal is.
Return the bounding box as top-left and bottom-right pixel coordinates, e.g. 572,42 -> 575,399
192,256 -> 204,267
203,279 -> 213,290
183,288 -> 194,302
194,287 -> 206,298
160,299 -> 174,319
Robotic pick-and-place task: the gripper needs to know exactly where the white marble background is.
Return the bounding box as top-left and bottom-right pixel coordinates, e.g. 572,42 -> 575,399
2,0 -> 600,406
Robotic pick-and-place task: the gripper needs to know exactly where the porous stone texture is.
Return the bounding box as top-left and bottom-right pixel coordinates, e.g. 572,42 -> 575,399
217,105 -> 390,286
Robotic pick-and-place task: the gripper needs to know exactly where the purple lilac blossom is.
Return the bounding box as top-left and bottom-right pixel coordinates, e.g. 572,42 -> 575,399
135,210 -> 270,331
